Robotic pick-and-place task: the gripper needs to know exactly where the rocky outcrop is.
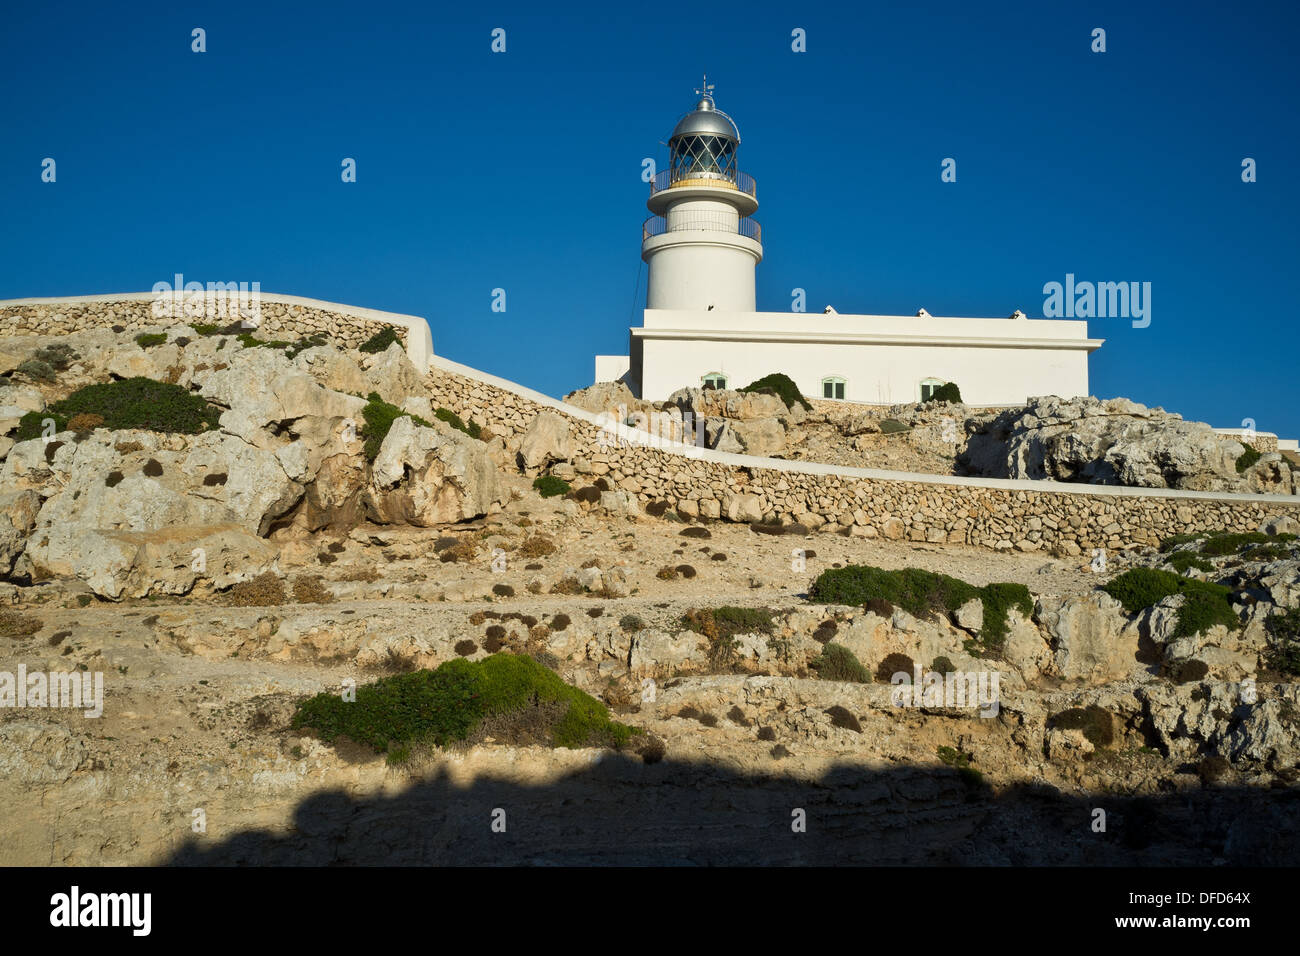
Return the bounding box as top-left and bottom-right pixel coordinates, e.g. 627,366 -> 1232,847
516,410 -> 573,471
960,395 -> 1295,494
368,416 -> 506,526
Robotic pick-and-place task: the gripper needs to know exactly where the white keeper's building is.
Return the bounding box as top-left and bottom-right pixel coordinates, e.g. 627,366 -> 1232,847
595,83 -> 1104,405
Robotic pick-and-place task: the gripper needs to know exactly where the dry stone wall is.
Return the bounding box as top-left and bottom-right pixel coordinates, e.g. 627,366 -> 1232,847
0,297 -> 407,353
425,361 -> 1300,556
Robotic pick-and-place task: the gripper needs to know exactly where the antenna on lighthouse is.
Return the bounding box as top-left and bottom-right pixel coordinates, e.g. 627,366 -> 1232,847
695,74 -> 714,103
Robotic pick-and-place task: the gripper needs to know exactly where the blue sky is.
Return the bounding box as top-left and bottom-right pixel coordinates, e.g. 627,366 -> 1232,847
3,0 -> 1297,437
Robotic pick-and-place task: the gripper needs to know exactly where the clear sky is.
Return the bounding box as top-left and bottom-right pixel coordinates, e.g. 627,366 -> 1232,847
3,0 -> 1297,437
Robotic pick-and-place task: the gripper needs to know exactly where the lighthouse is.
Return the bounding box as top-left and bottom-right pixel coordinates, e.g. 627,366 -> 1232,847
592,79 -> 1101,405
642,78 -> 762,312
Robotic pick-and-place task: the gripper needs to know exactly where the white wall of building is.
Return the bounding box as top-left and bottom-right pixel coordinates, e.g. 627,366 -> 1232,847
631,309 -> 1100,404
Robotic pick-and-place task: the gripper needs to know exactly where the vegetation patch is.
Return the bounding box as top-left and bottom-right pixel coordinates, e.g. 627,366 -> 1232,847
808,565 -> 1031,653
292,653 -> 638,759
15,377 -> 221,440
532,474 -> 571,498
1049,705 -> 1114,748
810,643 -> 870,683
135,332 -> 168,349
359,392 -> 434,461
359,325 -> 401,354
879,418 -> 909,435
1235,444 -> 1262,473
0,609 -> 43,637
1264,607 -> 1300,676
434,407 -> 481,439
1100,568 -> 1239,638
225,572 -> 287,607
824,705 -> 861,732
926,382 -> 962,404
738,372 -> 812,411
876,652 -> 915,682
519,535 -> 557,558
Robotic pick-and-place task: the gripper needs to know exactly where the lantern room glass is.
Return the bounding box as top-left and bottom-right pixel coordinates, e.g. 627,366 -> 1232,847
670,135 -> 737,184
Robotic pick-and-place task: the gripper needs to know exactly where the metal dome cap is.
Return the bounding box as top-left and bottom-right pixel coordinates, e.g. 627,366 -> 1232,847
670,85 -> 740,143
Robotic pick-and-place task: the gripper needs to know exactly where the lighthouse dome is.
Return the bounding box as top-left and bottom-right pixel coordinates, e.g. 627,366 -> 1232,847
670,95 -> 740,143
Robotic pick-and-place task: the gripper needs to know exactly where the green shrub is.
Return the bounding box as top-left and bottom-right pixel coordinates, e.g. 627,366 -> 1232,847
532,475 -> 571,498
807,565 -> 1031,652
618,614 -> 645,632
1050,705 -> 1114,748
16,359 -> 55,382
359,325 -> 401,354
33,343 -> 79,370
1264,607 -> 1300,676
738,373 -> 812,411
1166,551 -> 1214,574
927,382 -> 962,404
879,418 -> 909,434
291,653 -> 638,759
14,377 -> 220,440
1159,532 -> 1205,552
1100,568 -> 1239,638
192,323 -> 221,336
931,655 -> 957,675
135,332 -> 168,349
1236,444 -> 1262,473
681,606 -> 776,641
434,407 -> 481,439
810,643 -> 870,683
1198,531 -> 1292,557
359,392 -> 434,461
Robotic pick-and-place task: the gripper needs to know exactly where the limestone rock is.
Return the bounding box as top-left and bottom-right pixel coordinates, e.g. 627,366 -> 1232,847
1038,591 -> 1140,683
368,416 -> 505,526
960,395 -> 1294,494
516,410 -> 572,471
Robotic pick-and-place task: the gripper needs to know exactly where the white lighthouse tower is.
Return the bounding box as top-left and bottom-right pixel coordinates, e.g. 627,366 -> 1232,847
642,78 -> 762,312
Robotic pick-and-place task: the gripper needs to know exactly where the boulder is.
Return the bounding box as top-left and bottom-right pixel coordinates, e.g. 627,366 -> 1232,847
368,416 -> 505,526
516,410 -> 572,470
722,493 -> 763,523
0,489 -> 41,574
364,342 -> 426,405
200,347 -> 367,450
18,431 -> 303,597
1037,591 -> 1141,683
666,386 -> 788,422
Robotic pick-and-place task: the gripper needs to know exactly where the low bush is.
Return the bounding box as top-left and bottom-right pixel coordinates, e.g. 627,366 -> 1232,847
738,372 -> 813,411
1100,568 -> 1238,638
926,382 -> 962,404
359,392 -> 434,461
532,475 -> 571,498
879,418 -> 909,434
810,643 -> 870,683
15,377 -> 220,440
135,332 -> 168,349
1264,606 -> 1300,676
359,325 -> 401,354
1236,444 -> 1262,473
16,359 -> 55,382
434,407 -> 481,440
808,565 -> 1031,652
1049,705 -> 1114,748
292,654 -> 637,758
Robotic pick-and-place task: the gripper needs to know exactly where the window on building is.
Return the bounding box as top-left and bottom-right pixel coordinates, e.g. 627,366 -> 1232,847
822,376 -> 846,400
702,372 -> 727,390
920,377 -> 945,402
